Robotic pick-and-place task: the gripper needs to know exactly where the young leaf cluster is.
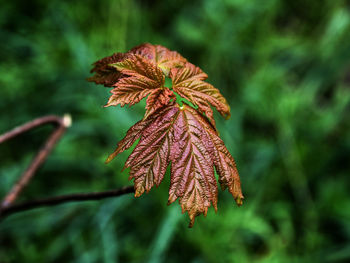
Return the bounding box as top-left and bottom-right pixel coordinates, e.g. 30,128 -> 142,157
88,43 -> 243,227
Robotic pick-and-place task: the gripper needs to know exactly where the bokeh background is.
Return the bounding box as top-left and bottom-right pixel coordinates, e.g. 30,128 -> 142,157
1,0 -> 350,262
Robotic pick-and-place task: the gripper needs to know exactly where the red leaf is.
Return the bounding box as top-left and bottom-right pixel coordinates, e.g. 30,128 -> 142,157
107,103 -> 243,227
106,54 -> 165,108
89,44 -> 243,227
130,43 -> 187,75
170,63 -> 231,125
88,43 -> 187,87
145,88 -> 176,119
88,52 -> 127,87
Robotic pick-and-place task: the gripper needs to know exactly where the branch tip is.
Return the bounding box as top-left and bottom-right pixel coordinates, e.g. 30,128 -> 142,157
63,114 -> 72,128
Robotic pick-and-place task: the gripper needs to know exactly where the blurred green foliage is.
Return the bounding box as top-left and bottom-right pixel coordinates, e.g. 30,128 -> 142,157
1,0 -> 350,262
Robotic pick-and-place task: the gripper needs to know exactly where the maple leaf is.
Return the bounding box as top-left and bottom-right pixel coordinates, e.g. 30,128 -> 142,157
88,52 -> 127,87
106,54 -> 174,117
130,43 -> 187,76
170,63 -> 231,125
106,103 -> 243,227
144,87 -> 176,119
88,43 -> 187,87
89,44 -> 243,227
88,44 -> 229,123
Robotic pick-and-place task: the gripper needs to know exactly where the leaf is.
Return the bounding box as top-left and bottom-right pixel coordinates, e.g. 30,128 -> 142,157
170,63 -> 231,125
106,103 -> 243,227
144,87 -> 176,119
130,43 -> 187,75
89,44 -> 242,227
188,105 -> 243,206
88,52 -> 127,87
106,54 -> 166,108
124,105 -> 178,197
167,105 -> 218,227
88,43 -> 186,87
104,106 -> 162,163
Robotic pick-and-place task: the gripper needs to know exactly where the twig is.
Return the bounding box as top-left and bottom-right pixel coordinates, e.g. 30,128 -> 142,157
0,186 -> 134,219
0,115 -> 71,144
0,115 -> 72,208
0,115 -> 135,221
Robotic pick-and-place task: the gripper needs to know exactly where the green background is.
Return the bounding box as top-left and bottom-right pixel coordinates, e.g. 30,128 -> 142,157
1,0 -> 350,262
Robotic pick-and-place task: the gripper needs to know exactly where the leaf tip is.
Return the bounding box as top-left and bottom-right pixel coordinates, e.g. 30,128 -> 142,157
214,203 -> 218,213
134,187 -> 144,197
105,151 -> 119,164
188,215 -> 195,228
235,195 -> 244,206
167,194 -> 176,206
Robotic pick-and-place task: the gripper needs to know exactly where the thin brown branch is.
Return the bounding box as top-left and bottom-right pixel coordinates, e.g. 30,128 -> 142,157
0,115 -> 72,208
0,186 -> 134,219
0,115 -> 69,144
0,115 -> 134,221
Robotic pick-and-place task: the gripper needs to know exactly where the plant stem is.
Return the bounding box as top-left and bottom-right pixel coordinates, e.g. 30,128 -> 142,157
0,115 -> 72,208
0,186 -> 134,219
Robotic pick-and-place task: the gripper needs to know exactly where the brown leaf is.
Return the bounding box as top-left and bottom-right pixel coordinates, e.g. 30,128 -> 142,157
188,105 -> 243,206
88,52 -> 127,87
107,103 -> 243,227
124,105 -> 178,197
89,44 -> 242,227
106,54 -> 165,108
170,63 -> 231,125
130,43 -> 187,75
88,43 -> 186,86
104,106 -> 162,164
168,105 -> 218,227
145,87 -> 176,119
